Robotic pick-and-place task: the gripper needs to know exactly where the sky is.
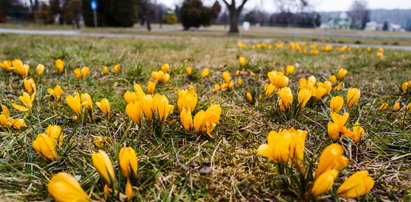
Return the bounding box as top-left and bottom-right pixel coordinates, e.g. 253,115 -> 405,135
157,0 -> 411,12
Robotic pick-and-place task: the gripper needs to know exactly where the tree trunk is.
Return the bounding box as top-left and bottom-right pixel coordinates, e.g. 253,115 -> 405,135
146,18 -> 151,31
228,9 -> 239,33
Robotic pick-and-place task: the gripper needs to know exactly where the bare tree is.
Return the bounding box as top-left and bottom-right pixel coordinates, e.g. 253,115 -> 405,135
274,0 -> 313,13
221,0 -> 248,34
28,0 -> 39,20
136,0 -> 166,31
348,0 -> 370,29
136,0 -> 152,31
272,0 -> 317,27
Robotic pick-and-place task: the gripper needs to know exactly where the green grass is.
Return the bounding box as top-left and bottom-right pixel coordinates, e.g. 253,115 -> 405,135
0,34 -> 410,201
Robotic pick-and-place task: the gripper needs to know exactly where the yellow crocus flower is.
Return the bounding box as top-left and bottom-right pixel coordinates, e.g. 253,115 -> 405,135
12,118 -> 27,129
81,67 -> 89,77
315,143 -> 348,178
257,128 -> 307,165
0,60 -> 12,71
337,171 -> 375,199
74,67 -> 89,78
151,70 -> 162,81
228,80 -> 234,90
162,73 -> 170,84
285,65 -> 295,75
311,169 -> 338,197
246,92 -> 253,103
55,59 -> 64,73
119,147 -> 138,179
329,75 -> 337,85
268,70 -> 289,89
125,180 -> 133,199
313,86 -> 327,100
193,110 -> 206,132
147,81 -> 156,94
47,85 -> 64,100
124,91 -> 139,104
12,59 -> 29,78
96,98 -> 111,118
203,104 -> 222,136
0,115 -> 12,128
347,88 -> 361,109
153,94 -> 174,123
333,81 -> 343,91
80,93 -> 93,111
140,95 -> 154,121
213,83 -> 220,92
376,51 -> 383,58
74,68 -> 81,78
161,63 -> 170,73
177,89 -> 198,112
264,83 -> 276,96
126,101 -> 142,126
12,92 -> 35,112
330,96 -> 344,113
337,68 -> 348,80
324,81 -> 332,94
32,134 -> 58,161
23,78 -> 36,94
278,87 -> 293,110
0,106 -> 12,128
237,78 -> 243,86
393,102 -> 400,111
327,112 -> 350,140
102,66 -> 109,74
92,150 -> 115,185
46,125 -> 64,146
48,172 -> 91,202
401,81 -> 411,93
186,67 -> 192,76
297,89 -> 311,110
113,64 -> 120,73
134,83 -> 146,96
201,68 -> 210,78
36,64 -> 45,76
346,122 -> 365,143
66,93 -> 82,115
238,56 -> 246,68
180,108 -> 193,132
1,105 -> 10,117
379,102 -> 388,111
222,71 -> 231,83
192,105 -> 222,136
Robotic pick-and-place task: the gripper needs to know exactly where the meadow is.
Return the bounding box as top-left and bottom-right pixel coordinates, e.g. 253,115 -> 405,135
0,34 -> 410,201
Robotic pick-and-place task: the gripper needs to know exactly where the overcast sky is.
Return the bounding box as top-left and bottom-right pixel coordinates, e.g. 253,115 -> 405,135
157,0 -> 411,12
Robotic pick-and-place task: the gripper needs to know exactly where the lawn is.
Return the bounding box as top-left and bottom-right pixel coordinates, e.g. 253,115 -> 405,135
2,23 -> 411,46
0,34 -> 410,201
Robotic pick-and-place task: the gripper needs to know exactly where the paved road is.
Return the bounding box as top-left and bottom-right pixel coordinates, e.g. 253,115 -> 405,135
0,28 -> 410,50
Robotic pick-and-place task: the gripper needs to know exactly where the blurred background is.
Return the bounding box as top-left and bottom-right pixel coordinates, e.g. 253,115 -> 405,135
0,0 -> 410,33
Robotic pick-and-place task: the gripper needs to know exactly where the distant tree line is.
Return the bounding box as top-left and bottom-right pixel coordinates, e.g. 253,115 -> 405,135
2,0 -> 399,33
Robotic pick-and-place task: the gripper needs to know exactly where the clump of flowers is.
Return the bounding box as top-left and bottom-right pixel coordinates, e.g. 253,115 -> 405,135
327,112 -> 365,143
0,105 -> 27,129
298,76 -> 331,100
258,133 -> 374,200
74,66 -> 90,79
125,83 -> 174,136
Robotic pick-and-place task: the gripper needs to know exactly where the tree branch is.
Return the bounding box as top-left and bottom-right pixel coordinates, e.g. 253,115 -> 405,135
238,0 -> 248,11
221,0 -> 230,8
